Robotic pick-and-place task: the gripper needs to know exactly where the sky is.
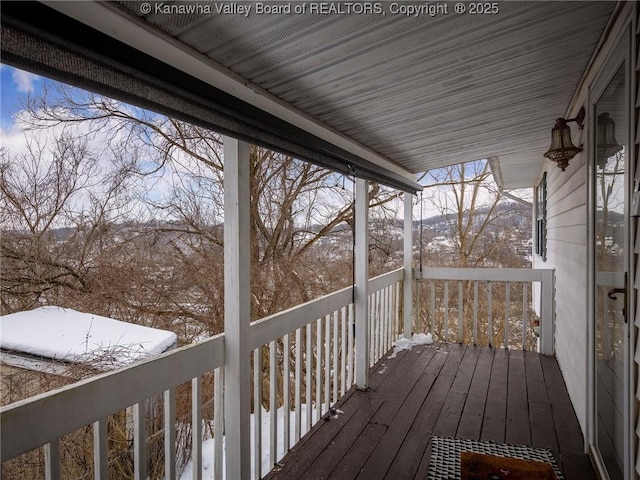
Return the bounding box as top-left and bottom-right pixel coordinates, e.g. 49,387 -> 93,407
0,64 -> 42,128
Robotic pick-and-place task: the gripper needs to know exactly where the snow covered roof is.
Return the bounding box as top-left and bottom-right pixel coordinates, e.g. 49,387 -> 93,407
0,306 -> 177,370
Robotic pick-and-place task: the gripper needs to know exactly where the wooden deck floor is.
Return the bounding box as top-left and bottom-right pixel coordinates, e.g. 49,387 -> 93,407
265,343 -> 595,480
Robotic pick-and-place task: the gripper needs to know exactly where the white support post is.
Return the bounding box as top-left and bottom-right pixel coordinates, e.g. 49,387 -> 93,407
223,136 -> 252,479
191,376 -> 202,480
93,418 -> 108,480
539,269 -> 555,355
213,368 -> 224,480
133,402 -> 146,480
44,439 -> 61,480
355,178 -> 370,389
403,192 -> 413,339
164,389 -> 176,479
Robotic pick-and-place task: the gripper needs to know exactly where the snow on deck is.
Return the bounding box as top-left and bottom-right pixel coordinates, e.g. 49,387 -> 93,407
0,306 -> 177,369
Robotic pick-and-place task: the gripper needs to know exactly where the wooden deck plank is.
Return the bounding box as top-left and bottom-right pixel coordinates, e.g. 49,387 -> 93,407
432,346 -> 481,437
540,354 -> 595,479
480,348 -> 509,443
450,344 -> 482,394
268,345 -> 439,479
303,422 -> 386,480
456,346 -> 494,440
524,351 -> 559,452
369,344 -> 440,425
354,345 -> 451,480
505,349 -> 531,446
382,344 -> 468,479
264,349 -> 411,480
524,350 -> 551,404
297,345 -> 441,480
266,346 -> 596,480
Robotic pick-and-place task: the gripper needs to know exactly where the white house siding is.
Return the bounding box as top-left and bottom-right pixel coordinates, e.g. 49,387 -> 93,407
533,148 -> 589,435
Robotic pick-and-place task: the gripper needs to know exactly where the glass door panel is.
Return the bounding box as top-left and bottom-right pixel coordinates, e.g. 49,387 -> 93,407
594,64 -> 627,480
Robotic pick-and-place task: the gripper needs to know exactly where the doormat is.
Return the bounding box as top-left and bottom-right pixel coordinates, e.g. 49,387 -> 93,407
460,451 -> 556,480
427,436 -> 564,480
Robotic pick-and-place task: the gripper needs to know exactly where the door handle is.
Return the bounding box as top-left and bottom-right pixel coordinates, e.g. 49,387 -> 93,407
606,272 -> 628,323
607,287 -> 625,300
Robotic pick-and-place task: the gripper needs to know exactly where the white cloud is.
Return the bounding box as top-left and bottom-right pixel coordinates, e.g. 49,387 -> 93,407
0,125 -> 28,154
12,69 -> 40,93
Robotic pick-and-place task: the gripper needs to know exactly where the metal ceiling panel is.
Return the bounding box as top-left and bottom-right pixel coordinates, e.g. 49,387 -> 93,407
115,0 -> 614,188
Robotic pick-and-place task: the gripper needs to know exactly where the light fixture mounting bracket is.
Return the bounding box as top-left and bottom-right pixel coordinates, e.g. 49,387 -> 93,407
565,106 -> 585,129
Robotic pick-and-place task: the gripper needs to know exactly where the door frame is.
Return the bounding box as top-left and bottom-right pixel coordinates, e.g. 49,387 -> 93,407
586,23 -> 633,480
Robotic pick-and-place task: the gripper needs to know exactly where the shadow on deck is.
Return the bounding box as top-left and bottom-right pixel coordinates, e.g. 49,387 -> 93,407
265,343 -> 595,480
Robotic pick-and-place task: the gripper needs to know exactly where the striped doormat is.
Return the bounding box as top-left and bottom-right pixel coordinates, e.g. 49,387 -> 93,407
427,436 -> 564,480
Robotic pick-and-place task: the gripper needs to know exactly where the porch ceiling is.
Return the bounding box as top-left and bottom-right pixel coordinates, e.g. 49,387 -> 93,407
68,1 -> 615,188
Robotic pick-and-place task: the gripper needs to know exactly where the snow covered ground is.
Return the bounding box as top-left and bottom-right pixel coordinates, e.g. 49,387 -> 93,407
179,404 -> 336,479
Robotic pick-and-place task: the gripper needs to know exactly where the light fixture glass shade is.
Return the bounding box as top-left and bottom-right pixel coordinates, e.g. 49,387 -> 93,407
596,112 -> 623,169
543,118 -> 582,171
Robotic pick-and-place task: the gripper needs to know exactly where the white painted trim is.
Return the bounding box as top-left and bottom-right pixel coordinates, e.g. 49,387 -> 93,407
44,439 -> 60,480
133,402 -> 146,480
567,2 -> 635,120
252,272 -> 384,341
223,137 -> 252,479
191,376 -> 202,480
415,267 -> 555,354
630,6 -> 639,478
252,348 -> 262,480
249,288 -> 352,350
41,1 -> 417,186
587,86 -> 598,455
539,269 -> 555,356
589,444 -> 612,480
414,267 -> 550,282
355,178 -> 369,389
93,418 -> 108,479
213,367 -> 224,480
164,388 -> 176,479
404,193 -> 414,339
369,269 -> 404,293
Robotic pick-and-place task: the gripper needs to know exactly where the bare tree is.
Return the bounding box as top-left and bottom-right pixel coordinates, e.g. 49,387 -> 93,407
420,161 -> 528,268
0,131 -> 138,314
414,161 -> 535,348
6,83 -> 400,326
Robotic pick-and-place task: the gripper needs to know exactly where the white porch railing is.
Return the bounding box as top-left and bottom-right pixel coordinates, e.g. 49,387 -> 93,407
247,267 -> 403,477
0,268 -> 404,479
0,267 -> 553,478
1,334 -> 226,479
413,267 -> 555,354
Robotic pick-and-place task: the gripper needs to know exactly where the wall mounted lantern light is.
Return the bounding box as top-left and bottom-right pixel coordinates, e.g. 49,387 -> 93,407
596,112 -> 623,170
543,107 -> 585,171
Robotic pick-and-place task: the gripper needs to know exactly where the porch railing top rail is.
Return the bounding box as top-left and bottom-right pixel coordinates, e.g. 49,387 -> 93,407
414,266 -> 553,282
